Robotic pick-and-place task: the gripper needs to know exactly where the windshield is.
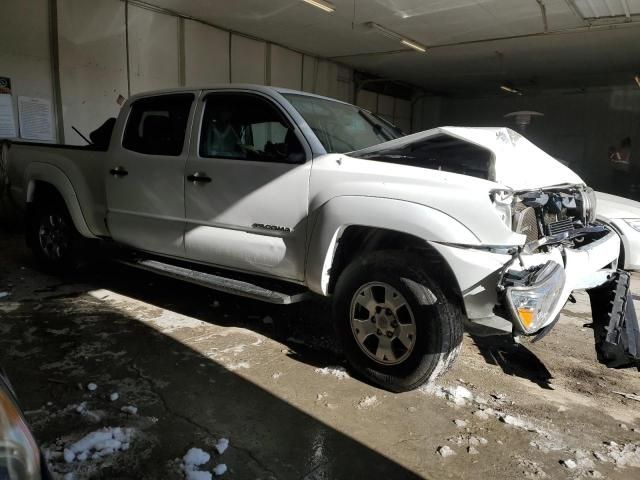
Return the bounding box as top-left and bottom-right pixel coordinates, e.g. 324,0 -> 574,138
282,93 -> 404,153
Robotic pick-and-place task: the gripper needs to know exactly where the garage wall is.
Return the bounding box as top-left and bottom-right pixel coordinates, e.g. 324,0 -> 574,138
426,88 -> 640,195
356,90 -> 412,133
58,0 -> 128,144
0,0 -> 55,140
1,1 -> 413,146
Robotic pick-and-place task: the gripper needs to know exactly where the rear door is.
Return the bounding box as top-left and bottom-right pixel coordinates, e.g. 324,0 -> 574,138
183,91 -> 311,281
105,92 -> 195,257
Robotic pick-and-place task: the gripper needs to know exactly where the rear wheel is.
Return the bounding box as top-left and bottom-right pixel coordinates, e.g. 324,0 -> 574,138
27,198 -> 87,274
333,251 -> 464,392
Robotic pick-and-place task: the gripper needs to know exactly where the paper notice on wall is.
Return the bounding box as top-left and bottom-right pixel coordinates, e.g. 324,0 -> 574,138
18,96 -> 53,141
0,94 -> 17,138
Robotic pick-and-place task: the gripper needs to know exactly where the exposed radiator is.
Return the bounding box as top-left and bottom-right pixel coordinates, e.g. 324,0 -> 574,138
548,217 -> 574,236
513,206 -> 538,243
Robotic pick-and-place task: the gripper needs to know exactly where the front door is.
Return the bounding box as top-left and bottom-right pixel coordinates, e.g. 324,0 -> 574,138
105,92 -> 195,257
184,91 -> 311,281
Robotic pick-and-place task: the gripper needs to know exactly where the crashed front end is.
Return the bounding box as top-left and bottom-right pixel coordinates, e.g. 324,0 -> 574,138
468,184 -> 639,369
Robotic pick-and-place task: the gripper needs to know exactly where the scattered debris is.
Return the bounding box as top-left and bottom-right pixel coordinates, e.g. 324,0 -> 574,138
407,406 -> 417,413
271,372 -> 282,379
613,391 -> 640,402
215,438 -> 229,455
467,446 -> 479,455
454,419 -> 467,428
314,366 -> 349,380
437,445 -> 456,457
86,383 -> 97,391
473,410 -> 489,420
357,395 -> 378,409
560,459 -> 577,469
120,405 -> 138,415
109,392 -> 119,402
587,470 -> 603,478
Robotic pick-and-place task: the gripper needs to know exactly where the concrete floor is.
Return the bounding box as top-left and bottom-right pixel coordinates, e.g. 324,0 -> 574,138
1,231 -> 640,479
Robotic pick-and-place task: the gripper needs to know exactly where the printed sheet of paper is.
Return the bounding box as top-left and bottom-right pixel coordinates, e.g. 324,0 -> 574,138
18,96 -> 53,141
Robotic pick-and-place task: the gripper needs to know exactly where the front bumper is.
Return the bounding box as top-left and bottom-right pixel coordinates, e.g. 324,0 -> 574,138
609,218 -> 640,270
432,230 -> 621,333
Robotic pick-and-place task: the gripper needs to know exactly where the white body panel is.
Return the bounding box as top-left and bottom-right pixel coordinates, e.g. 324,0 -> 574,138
596,191 -> 640,270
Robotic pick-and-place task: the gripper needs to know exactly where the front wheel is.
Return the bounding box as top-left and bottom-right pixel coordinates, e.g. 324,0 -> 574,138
333,251 -> 464,392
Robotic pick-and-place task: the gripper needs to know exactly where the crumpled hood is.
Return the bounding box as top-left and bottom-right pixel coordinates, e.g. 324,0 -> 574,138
351,126 -> 584,190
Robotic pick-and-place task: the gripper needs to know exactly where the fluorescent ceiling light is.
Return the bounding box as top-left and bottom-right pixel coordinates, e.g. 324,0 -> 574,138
302,0 -> 335,13
367,22 -> 427,53
573,0 -> 638,19
500,85 -> 523,95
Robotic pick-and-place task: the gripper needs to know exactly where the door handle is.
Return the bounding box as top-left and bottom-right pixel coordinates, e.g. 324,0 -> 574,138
110,166 -> 128,177
187,172 -> 212,184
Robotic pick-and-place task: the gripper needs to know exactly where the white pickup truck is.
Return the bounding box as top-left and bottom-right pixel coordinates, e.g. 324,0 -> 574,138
3,85 -> 639,391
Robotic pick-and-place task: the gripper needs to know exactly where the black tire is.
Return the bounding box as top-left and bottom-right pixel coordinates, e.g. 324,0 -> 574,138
333,250 -> 464,392
27,196 -> 87,274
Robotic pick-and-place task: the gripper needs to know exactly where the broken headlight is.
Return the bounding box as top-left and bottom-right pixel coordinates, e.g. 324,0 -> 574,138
505,261 -> 565,334
0,375 -> 42,480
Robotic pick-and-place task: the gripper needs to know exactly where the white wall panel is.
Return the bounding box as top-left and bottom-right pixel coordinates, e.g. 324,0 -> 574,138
336,65 -> 353,103
58,0 -> 127,144
269,45 -> 302,90
377,94 -> 395,123
356,90 -> 377,112
302,55 -> 316,93
184,20 -> 229,86
230,35 -> 266,84
0,0 -> 53,140
128,5 -> 179,94
314,60 -> 338,99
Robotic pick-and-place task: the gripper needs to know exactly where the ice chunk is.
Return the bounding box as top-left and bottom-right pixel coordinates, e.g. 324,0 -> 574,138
186,472 -> 212,480
561,459 -> 577,469
314,366 -> 349,380
215,438 -> 229,455
468,446 -> 479,455
183,448 -> 210,468
454,419 -> 467,428
69,431 -> 113,454
109,392 -> 119,402
121,405 -> 138,415
87,383 -> 97,391
63,448 -> 75,463
437,445 -> 455,457
214,464 -> 227,476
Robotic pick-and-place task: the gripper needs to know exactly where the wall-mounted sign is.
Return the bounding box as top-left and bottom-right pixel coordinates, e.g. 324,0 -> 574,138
0,77 -> 11,94
0,77 -> 16,138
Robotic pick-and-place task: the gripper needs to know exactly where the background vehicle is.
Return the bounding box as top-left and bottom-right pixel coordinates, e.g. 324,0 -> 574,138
3,85 -> 635,391
596,191 -> 640,270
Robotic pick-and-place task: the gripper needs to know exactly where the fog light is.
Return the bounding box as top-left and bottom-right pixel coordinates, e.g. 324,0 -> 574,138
506,261 -> 565,334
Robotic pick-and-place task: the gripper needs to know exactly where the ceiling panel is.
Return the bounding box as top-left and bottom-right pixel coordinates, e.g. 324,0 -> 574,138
143,0 -> 640,93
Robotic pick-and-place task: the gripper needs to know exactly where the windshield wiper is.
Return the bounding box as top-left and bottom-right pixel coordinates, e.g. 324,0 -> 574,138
357,110 -> 394,142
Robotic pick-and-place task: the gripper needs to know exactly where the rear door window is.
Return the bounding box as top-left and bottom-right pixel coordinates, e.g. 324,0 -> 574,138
123,93 -> 194,156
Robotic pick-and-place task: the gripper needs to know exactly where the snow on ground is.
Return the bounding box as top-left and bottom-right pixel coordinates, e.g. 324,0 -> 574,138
181,443 -> 229,478
314,366 -> 349,380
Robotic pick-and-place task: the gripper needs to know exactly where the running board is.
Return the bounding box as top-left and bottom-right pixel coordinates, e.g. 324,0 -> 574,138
118,258 -> 312,305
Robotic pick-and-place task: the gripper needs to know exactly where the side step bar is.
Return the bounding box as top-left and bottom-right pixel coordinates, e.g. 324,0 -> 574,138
118,258 -> 312,305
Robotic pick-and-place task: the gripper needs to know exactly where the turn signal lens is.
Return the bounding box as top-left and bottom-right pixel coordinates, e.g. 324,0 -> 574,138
517,307 -> 535,329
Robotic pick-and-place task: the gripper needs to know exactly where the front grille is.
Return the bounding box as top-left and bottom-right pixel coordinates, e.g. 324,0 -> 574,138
514,206 -> 539,243
548,217 -> 574,236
